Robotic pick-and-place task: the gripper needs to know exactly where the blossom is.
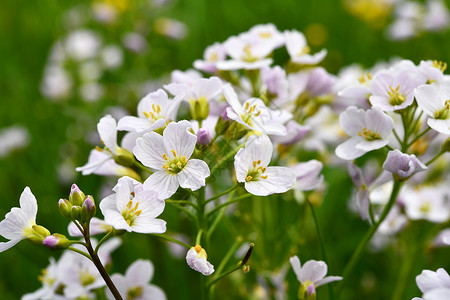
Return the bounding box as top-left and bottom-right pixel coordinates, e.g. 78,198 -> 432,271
0,187 -> 40,252
193,42 -> 227,73
186,245 -> 215,276
414,82 -> 450,135
289,255 -> 342,297
284,30 -> 327,65
133,120 -> 210,199
291,160 -> 324,191
383,149 -> 427,180
68,217 -> 112,237
414,268 -> 450,300
99,176 -> 166,233
234,135 -> 295,196
336,106 -> 394,160
117,89 -> 183,134
223,85 -> 289,136
21,258 -> 63,300
106,259 -> 166,300
0,125 -> 29,158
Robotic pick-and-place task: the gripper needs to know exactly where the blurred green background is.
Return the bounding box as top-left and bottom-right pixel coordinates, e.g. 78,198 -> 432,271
1,0 -> 450,299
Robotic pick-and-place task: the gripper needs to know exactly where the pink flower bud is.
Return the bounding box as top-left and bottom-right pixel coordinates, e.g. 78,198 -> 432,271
197,128 -> 211,145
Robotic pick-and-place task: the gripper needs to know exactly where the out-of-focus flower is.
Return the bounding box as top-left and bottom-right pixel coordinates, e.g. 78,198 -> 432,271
383,149 -> 427,180
65,30 -> 101,61
68,217 -> 112,237
415,82 -> 450,135
21,258 -> 62,300
0,125 -> 29,158
234,135 -> 295,196
154,18 -> 188,40
291,160 -> 324,191
186,245 -> 214,276
414,268 -> 450,300
194,42 -> 227,73
106,259 -> 167,300
284,30 -> 327,65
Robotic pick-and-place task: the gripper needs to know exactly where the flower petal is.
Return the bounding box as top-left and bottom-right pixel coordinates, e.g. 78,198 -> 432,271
177,159 -> 210,191
163,121 -> 196,159
143,171 -> 179,200
134,132 -> 166,170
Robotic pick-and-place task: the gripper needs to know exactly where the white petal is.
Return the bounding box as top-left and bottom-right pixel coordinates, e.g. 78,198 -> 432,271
76,149 -> 112,175
177,159 -> 210,191
125,259 -> 154,284
0,208 -> 30,239
132,219 -> 166,234
415,84 -> 444,116
192,77 -> 222,100
98,115 -> 118,154
163,121 -> 196,159
335,138 -> 367,160
289,256 -> 302,282
365,108 -> 394,138
143,171 -> 179,200
428,118 -> 450,135
299,260 -> 328,284
0,239 -> 21,253
339,106 -> 366,137
244,166 -> 295,196
142,285 -> 167,300
315,276 -> 343,287
19,187 -> 38,222
133,132 -> 166,170
117,116 -> 151,132
223,84 -> 244,115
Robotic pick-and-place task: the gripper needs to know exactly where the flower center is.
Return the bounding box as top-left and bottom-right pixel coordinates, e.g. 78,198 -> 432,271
434,100 -> 450,120
259,31 -> 272,39
38,269 -> 56,287
122,197 -> 142,227
419,201 -> 431,214
246,160 -> 268,182
241,101 -> 262,125
433,60 -> 447,72
208,52 -> 218,62
143,103 -> 162,121
127,286 -> 144,299
162,150 -> 188,174
193,244 -> 208,260
79,268 -> 96,286
242,44 -> 258,62
296,46 -> 310,57
358,127 -> 382,141
388,85 -> 405,106
358,72 -> 372,85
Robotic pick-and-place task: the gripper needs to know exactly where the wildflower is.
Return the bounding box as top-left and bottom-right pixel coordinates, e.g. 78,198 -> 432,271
193,42 -> 227,73
99,176 -> 166,233
284,30 -> 327,65
133,120 -> 210,199
291,160 -> 324,191
21,258 -> 61,300
186,245 -> 215,276
414,82 -> 450,135
383,149 -> 427,180
234,135 -> 295,196
67,217 -> 112,237
414,268 -> 450,300
336,106 -> 394,160
106,259 -> 166,300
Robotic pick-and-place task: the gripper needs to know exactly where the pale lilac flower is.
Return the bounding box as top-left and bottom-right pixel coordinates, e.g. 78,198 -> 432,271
0,187 -> 38,252
154,18 -> 187,40
260,66 -> 289,103
171,69 -> 202,85
68,217 -> 112,237
101,45 -> 123,70
378,205 -> 408,235
133,120 -> 210,199
433,228 -> 450,247
271,121 -> 310,145
99,176 -> 166,233
383,149 -> 427,180
414,82 -> 450,135
234,135 -> 295,196
247,23 -> 285,49
369,67 -> 425,111
416,268 -> 450,295
197,128 -> 211,145
424,0 -> 450,31
284,30 -> 327,65
0,125 -> 29,158
336,106 -> 394,160
118,89 -> 183,134
291,160 -> 324,191
41,64 -> 73,100
194,42 -> 227,73
287,67 -> 336,103
289,255 -> 342,295
21,258 -> 64,300
224,85 -> 289,136
106,259 -> 166,300
417,60 -> 446,84
186,245 -> 215,276
122,32 -> 147,53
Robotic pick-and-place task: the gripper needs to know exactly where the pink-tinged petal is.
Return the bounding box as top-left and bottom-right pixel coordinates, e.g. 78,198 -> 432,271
315,276 -> 343,287
98,115 -> 117,154
415,84 -> 444,117
133,132 -> 166,170
288,71 -> 309,100
223,85 -> 244,115
245,166 -> 295,196
355,139 -> 389,152
186,248 -> 215,276
19,187 -> 37,222
142,285 -> 167,300
428,118 -> 450,135
368,95 -> 392,111
289,256 -> 302,282
125,259 -> 154,285
177,159 -> 210,191
163,121 -> 196,159
335,138 -> 367,160
339,106 -> 366,136
68,217 -> 109,237
132,219 -> 166,234
117,116 -> 151,132
293,160 -> 324,191
192,77 -> 222,100
365,108 -> 394,138
0,239 -> 21,253
143,171 -> 179,200
299,260 -> 328,284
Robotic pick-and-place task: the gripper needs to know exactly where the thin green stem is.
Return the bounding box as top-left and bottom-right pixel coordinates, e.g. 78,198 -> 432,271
69,240 -> 87,246
94,229 -> 114,255
407,127 -> 431,149
340,180 -> 402,289
393,129 -> 402,145
196,230 -> 204,245
205,184 -> 239,204
167,201 -> 196,219
209,143 -> 245,175
207,194 -> 251,217
151,233 -> 190,249
166,199 -> 197,208
214,239 -> 243,278
208,264 -> 241,288
68,246 -> 92,261
426,150 -> 445,166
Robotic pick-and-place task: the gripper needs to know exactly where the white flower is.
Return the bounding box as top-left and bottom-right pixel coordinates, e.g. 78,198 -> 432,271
415,268 -> 450,300
117,89 -> 183,134
193,42 -> 227,73
402,185 -> 450,223
186,245 -> 215,276
223,85 -> 289,136
414,82 -> 450,135
336,106 -> 394,160
100,176 -> 167,233
68,217 -> 112,237
383,149 -> 427,180
106,259 -> 166,300
21,258 -> 63,300
0,187 -> 38,252
165,76 -> 222,103
133,120 -> 210,199
0,125 -> 29,158
292,160 -> 324,191
234,135 -> 296,196
289,255 -> 342,296
284,30 -> 327,65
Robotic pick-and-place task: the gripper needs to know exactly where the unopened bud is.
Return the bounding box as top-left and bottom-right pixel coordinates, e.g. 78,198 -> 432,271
70,206 -> 82,221
26,225 -> 51,244
189,97 -> 209,121
242,265 -> 250,273
306,284 -> 316,296
114,147 -> 136,167
81,196 -> 96,222
58,199 -> 72,219
69,184 -> 85,206
43,233 -> 71,250
197,128 -> 212,146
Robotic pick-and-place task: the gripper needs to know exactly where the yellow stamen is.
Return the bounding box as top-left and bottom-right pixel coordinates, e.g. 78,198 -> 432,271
163,153 -> 168,160
170,150 -> 177,157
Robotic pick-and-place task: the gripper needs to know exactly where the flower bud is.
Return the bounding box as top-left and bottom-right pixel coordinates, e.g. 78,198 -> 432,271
197,128 -> 212,146
58,199 -> 72,219
81,196 -> 96,222
69,184 -> 85,206
70,206 -> 82,221
114,147 -> 136,167
25,225 -> 51,244
43,233 -> 71,250
189,97 -> 209,122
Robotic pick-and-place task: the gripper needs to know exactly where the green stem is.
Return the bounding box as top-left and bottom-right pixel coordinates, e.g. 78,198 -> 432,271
207,194 -> 251,218
196,230 -> 204,245
209,143 -> 245,176
205,184 -> 239,204
151,233 -> 190,249
340,180 -> 402,287
407,127 -> 431,149
214,238 -> 243,279
94,229 -> 114,255
393,129 -> 402,146
167,201 -> 196,219
166,199 -> 197,208
426,150 -> 445,166
68,246 -> 92,261
133,160 -> 153,174
69,240 -> 87,246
